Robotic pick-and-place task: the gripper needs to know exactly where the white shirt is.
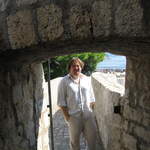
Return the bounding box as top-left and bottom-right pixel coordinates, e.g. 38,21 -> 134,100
57,74 -> 95,115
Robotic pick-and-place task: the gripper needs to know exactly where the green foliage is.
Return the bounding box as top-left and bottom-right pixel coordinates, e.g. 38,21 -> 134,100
43,52 -> 105,80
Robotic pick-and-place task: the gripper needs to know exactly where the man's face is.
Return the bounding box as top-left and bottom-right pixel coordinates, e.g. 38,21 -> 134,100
69,62 -> 82,77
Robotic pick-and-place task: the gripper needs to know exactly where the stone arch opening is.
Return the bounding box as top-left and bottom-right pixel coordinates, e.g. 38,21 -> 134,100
0,48 -> 150,150
43,51 -> 126,149
0,0 -> 149,149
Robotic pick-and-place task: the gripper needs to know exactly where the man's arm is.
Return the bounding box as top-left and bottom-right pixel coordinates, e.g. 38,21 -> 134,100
90,102 -> 95,110
59,106 -> 70,121
57,78 -> 70,121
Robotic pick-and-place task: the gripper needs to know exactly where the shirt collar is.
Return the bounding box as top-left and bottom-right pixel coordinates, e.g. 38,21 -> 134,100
68,73 -> 86,84
68,73 -> 84,79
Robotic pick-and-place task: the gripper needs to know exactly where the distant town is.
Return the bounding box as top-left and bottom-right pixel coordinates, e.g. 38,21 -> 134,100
96,53 -> 126,73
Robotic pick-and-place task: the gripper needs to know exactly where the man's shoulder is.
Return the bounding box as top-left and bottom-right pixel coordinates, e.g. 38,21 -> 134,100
80,74 -> 92,84
63,74 -> 69,79
80,73 -> 90,79
58,75 -> 69,88
60,75 -> 70,82
80,73 -> 86,78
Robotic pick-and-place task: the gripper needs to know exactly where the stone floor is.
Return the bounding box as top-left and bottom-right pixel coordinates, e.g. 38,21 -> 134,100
50,110 -> 104,150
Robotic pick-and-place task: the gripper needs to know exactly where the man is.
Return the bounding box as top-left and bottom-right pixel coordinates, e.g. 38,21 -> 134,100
57,57 -> 97,150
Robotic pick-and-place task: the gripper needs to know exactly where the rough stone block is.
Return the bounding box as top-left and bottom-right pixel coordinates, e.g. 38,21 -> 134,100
123,105 -> 143,123
0,31 -> 9,51
91,0 -> 112,37
0,0 -> 9,11
115,0 -> 143,36
37,4 -> 64,42
7,10 -> 36,49
112,114 -> 122,127
134,126 -> 150,143
139,93 -> 150,110
139,144 -> 150,150
122,119 -> 129,132
142,112 -> 150,127
111,127 -> 121,141
111,141 -> 121,150
69,5 -> 91,39
16,0 -> 37,7
123,133 -> 137,150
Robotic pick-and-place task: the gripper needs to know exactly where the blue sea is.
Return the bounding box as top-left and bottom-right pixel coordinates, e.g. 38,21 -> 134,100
96,53 -> 126,70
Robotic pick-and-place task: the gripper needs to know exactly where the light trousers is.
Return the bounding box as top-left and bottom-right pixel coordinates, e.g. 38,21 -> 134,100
67,111 -> 97,150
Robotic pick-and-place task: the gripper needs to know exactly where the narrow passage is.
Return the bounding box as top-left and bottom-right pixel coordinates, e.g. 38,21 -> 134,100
51,110 -> 103,150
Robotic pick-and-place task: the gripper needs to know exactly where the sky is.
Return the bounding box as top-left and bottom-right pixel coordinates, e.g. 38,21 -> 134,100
96,53 -> 126,70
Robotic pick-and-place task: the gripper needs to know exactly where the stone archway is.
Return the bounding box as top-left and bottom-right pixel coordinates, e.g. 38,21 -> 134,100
0,52 -> 150,150
0,0 -> 150,150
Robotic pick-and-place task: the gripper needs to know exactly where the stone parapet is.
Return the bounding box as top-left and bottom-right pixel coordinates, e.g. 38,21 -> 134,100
91,72 -> 125,150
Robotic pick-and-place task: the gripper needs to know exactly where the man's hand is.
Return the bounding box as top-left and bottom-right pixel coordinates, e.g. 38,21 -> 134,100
59,106 -> 70,121
90,102 -> 95,110
64,114 -> 70,121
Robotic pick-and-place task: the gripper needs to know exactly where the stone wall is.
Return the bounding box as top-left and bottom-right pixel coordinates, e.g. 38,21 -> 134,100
0,63 -> 50,150
0,0 -> 150,67
92,58 -> 150,150
0,68 -> 14,150
49,77 -> 62,115
92,72 -> 124,150
0,0 -> 147,50
121,57 -> 150,150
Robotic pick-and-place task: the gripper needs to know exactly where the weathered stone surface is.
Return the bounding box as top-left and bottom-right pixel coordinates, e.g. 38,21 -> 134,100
0,0 -> 149,58
30,64 -> 50,150
133,126 -> 150,143
0,68 -> 35,150
122,119 -> 129,132
0,0 -> 9,11
139,144 -> 150,150
11,64 -> 43,148
142,112 -> 150,127
0,31 -> 8,51
91,0 -> 112,37
7,10 -> 37,49
126,57 -> 150,107
16,0 -> 37,7
37,4 -> 64,42
123,105 -> 143,123
139,92 -> 150,110
0,64 -> 50,150
122,57 -> 150,150
122,133 -> 137,150
115,0 -> 143,36
69,5 -> 91,39
110,128 -> 121,150
0,1 -> 149,65
92,72 -> 124,150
